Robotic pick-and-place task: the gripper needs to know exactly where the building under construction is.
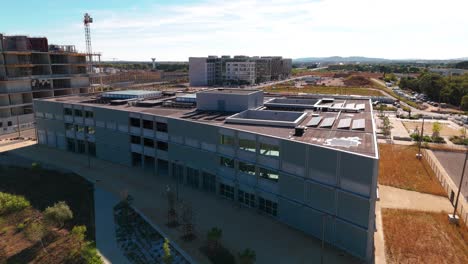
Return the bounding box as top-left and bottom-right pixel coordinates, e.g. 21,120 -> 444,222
0,34 -> 91,135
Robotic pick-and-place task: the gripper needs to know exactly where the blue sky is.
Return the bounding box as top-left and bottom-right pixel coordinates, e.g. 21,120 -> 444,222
2,0 -> 467,61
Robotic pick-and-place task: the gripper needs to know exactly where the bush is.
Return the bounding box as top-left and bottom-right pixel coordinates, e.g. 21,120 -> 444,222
0,192 -> 31,215
31,162 -> 42,170
17,222 -> 25,231
81,242 -> 104,264
450,136 -> 468,145
44,201 -> 73,228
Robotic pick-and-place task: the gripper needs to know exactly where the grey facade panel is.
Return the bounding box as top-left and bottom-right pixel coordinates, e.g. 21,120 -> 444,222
339,152 -> 377,197
337,190 -> 370,228
307,145 -> 338,185
335,219 -> 368,259
95,127 -> 131,166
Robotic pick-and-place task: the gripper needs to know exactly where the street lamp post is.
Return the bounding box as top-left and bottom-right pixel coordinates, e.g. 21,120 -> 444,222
450,149 -> 468,224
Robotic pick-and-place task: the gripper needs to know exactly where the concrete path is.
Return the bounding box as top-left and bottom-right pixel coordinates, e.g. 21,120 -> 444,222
379,185 -> 452,212
94,187 -> 130,264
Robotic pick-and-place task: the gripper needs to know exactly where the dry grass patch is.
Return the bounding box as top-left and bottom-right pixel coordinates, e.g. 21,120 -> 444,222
378,144 -> 446,196
264,85 -> 382,96
402,121 -> 460,137
382,209 -> 468,264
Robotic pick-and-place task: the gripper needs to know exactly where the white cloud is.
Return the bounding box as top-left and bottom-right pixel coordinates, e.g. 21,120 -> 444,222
44,0 -> 468,61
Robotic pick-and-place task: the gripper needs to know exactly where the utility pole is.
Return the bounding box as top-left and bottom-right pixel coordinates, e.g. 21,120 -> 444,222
449,149 -> 468,224
417,117 -> 425,159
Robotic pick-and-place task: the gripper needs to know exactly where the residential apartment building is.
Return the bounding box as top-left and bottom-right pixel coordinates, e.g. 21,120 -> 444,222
0,34 -> 90,135
33,89 -> 378,261
189,55 -> 292,86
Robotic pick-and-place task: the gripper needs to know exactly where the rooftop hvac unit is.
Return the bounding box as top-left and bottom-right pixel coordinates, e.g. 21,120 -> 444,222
294,126 -> 306,137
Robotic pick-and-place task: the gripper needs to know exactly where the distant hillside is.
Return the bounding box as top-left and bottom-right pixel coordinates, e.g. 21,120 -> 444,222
293,56 -> 468,64
294,56 -> 390,63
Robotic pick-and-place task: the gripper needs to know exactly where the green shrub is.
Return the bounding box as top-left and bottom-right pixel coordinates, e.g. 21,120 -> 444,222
81,242 -> 104,264
31,162 -> 42,170
0,226 -> 9,235
17,222 -> 25,231
0,192 -> 31,215
44,201 -> 73,228
450,136 -> 468,145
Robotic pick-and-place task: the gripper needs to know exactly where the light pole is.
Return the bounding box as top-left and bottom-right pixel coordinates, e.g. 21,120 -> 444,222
450,148 -> 468,224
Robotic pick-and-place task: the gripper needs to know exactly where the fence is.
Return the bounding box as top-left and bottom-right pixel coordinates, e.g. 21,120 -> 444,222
423,149 -> 468,226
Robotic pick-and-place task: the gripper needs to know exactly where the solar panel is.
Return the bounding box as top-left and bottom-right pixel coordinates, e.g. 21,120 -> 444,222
345,103 -> 355,109
306,116 -> 322,127
332,103 -> 344,108
319,117 -> 335,128
356,104 -> 365,110
352,119 -> 365,130
337,118 -> 352,129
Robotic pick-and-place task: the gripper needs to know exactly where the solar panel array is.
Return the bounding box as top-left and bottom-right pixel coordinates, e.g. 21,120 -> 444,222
306,116 -> 322,127
320,117 -> 336,128
337,118 -> 352,129
352,119 -> 365,130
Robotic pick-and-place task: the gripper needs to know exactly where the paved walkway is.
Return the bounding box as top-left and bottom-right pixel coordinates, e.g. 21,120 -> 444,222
94,187 -> 130,264
8,144 -> 360,264
378,184 -> 452,212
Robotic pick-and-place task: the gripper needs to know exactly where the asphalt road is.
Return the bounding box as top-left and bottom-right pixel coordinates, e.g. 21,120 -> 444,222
433,150 -> 468,198
0,128 -> 36,141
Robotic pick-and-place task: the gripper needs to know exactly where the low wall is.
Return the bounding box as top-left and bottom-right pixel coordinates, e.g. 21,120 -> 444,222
423,149 -> 468,226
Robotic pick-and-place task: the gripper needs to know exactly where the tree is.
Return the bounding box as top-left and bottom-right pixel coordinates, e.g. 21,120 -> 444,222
25,221 -> 48,252
166,189 -> 178,227
180,202 -> 195,240
207,227 -> 223,251
44,201 -> 73,229
238,248 -> 256,264
380,116 -> 393,138
461,95 -> 468,111
162,238 -> 173,264
432,122 -> 442,138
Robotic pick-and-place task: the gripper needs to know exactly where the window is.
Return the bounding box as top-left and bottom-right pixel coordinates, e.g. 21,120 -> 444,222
88,142 -> 96,156
157,141 -> 168,151
0,122 -> 2,128
65,123 -> 74,131
220,157 -> 234,168
220,183 -> 234,200
85,110 -> 94,118
132,152 -> 142,167
86,126 -> 95,134
202,172 -> 216,193
239,139 -> 256,152
143,138 -> 154,148
66,138 -> 75,152
156,122 -> 168,132
143,119 -> 153,129
75,125 -> 85,133
238,190 -> 255,208
64,108 -> 73,115
187,167 -> 199,189
259,197 -> 278,216
130,117 -> 140,127
130,135 -> 141,144
7,121 -> 12,126
220,134 -> 235,146
74,109 -> 83,117
259,143 -> 279,157
239,161 -> 255,175
259,167 -> 279,182
77,140 -> 86,154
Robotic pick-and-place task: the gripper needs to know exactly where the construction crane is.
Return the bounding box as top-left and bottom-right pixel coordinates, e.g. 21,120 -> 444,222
83,13 -> 93,73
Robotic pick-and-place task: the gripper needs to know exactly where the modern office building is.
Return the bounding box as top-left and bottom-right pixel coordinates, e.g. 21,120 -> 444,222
189,55 -> 292,86
33,89 -> 378,261
0,34 -> 90,135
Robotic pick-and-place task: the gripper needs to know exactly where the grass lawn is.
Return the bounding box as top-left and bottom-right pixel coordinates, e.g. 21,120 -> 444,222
0,165 -> 95,240
264,85 -> 383,96
382,209 -> 468,264
402,121 -> 460,137
378,144 -> 446,196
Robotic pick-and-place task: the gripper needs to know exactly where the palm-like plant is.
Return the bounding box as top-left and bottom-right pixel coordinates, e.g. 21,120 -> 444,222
207,227 -> 222,251
238,248 -> 256,264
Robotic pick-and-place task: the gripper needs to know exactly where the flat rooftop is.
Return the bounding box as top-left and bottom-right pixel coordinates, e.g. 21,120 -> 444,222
39,93 -> 377,158
198,88 -> 260,95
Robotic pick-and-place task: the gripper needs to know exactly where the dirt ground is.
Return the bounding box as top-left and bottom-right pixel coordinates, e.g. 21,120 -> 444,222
402,121 -> 461,137
316,77 -> 345,86
382,209 -> 468,264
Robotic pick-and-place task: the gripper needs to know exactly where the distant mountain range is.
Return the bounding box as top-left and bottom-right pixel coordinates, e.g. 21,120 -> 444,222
293,56 -> 468,64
